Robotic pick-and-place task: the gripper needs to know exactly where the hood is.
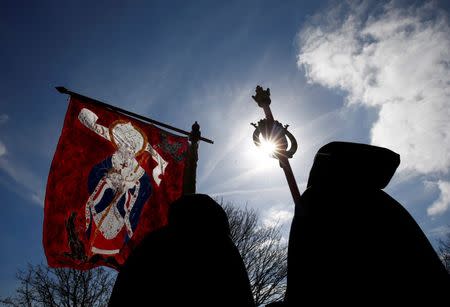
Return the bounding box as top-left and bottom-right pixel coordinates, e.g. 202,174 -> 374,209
168,193 -> 230,235
307,142 -> 400,190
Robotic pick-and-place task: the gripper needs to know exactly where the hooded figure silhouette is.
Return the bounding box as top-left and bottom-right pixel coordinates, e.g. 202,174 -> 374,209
108,194 -> 255,306
285,142 -> 449,305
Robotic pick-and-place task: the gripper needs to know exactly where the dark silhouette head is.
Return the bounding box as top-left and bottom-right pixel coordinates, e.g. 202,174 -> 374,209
109,193 -> 255,307
168,193 -> 230,235
307,141 -> 400,189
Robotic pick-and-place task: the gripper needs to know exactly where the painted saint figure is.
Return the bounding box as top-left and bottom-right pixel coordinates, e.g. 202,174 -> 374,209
78,108 -> 168,256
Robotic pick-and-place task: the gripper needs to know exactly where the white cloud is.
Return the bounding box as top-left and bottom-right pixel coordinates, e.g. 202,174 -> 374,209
0,114 -> 8,124
0,121 -> 44,206
298,1 -> 450,215
428,180 -> 450,216
209,186 -> 287,198
0,113 -> 9,159
0,156 -> 44,206
0,141 -> 5,157
429,225 -> 450,237
262,205 -> 294,228
298,1 -> 450,175
31,193 -> 44,206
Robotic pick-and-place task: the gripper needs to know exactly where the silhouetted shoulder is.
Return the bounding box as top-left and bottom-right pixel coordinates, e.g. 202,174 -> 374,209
285,142 -> 449,305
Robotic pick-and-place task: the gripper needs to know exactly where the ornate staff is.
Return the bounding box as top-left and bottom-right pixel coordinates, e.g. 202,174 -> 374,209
251,86 -> 301,206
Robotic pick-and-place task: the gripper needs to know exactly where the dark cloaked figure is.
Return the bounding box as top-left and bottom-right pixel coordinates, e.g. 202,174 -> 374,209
108,194 -> 255,306
285,142 -> 450,305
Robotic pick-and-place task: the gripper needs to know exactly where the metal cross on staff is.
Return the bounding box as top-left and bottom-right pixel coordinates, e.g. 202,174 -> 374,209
251,86 -> 301,207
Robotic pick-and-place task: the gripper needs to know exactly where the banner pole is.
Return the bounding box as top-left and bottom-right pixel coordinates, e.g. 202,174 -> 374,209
183,122 -> 200,194
55,86 -> 214,144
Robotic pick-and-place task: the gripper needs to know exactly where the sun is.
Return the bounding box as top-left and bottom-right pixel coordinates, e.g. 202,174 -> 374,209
259,137 -> 278,157
245,135 -> 281,171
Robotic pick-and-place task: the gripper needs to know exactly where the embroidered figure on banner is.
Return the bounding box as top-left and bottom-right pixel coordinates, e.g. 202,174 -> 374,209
78,108 -> 168,257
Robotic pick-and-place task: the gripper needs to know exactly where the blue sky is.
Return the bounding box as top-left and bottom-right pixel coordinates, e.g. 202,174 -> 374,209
1,0 -> 450,297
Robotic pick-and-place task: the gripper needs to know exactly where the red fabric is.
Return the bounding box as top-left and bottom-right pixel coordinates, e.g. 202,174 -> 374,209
44,97 -> 188,270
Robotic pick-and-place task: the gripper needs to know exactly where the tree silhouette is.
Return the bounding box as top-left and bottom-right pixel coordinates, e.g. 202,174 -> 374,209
221,201 -> 288,306
0,264 -> 114,307
438,230 -> 450,274
2,200 -> 288,306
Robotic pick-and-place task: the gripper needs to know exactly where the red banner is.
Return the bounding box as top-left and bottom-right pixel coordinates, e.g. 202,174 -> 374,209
44,97 -> 189,270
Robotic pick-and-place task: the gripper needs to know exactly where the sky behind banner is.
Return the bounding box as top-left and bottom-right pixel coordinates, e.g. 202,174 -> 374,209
1,0 -> 450,296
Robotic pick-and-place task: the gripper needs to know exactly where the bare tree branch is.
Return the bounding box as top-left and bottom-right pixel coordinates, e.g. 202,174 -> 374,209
221,200 -> 288,306
0,263 -> 115,307
438,230 -> 450,274
2,199 -> 288,307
